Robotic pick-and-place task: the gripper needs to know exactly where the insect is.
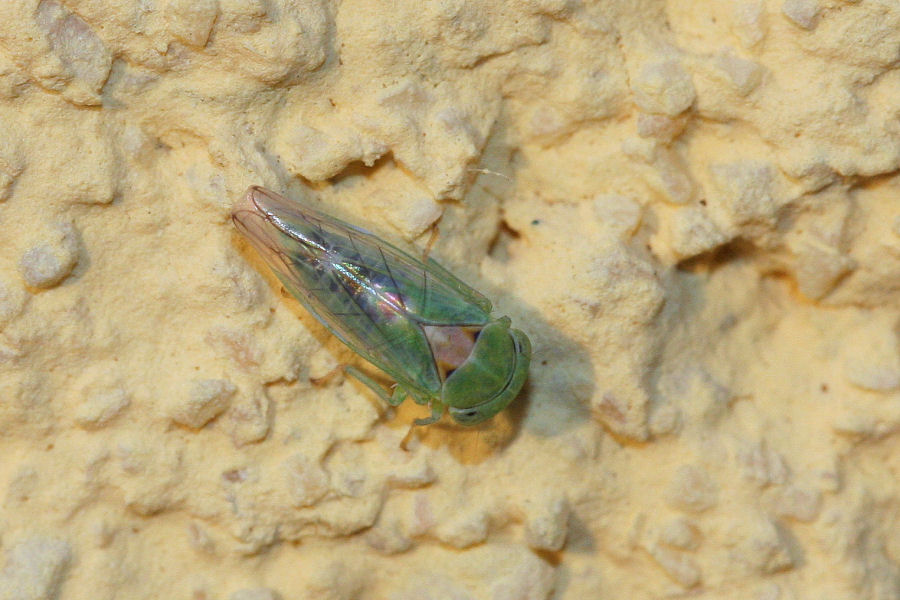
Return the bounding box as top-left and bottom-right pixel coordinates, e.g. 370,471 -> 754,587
232,186 -> 531,426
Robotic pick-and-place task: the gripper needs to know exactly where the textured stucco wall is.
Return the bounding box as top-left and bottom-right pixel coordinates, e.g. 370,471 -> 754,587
0,1 -> 899,599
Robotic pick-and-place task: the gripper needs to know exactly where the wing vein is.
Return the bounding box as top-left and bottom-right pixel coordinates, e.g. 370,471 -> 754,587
328,261 -> 397,357
378,245 -> 407,312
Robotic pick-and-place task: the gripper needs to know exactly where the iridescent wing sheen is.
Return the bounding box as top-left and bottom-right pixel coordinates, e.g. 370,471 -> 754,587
233,187 -> 493,396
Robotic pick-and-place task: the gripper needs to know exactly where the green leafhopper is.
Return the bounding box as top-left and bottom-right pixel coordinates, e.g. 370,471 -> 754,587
232,186 -> 531,426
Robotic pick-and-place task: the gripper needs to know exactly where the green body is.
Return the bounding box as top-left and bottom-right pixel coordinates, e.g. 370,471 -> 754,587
232,186 -> 531,425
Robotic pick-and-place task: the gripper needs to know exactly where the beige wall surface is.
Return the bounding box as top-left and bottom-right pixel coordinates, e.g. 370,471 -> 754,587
0,1 -> 899,598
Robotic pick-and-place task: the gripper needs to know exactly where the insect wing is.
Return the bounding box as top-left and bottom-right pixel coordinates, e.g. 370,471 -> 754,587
328,224 -> 494,327
233,187 -> 491,394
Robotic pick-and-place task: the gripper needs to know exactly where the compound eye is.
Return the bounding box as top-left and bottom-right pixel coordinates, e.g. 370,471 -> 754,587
452,407 -> 482,424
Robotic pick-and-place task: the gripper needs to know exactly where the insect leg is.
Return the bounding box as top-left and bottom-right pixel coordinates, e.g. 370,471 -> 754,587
389,386 -> 408,407
413,400 -> 446,426
344,366 -> 393,404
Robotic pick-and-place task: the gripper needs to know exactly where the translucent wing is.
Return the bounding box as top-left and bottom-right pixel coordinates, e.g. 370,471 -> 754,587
232,187 -> 493,395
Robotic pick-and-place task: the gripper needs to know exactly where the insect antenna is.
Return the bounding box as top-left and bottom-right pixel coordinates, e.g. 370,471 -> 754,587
467,167 -> 512,182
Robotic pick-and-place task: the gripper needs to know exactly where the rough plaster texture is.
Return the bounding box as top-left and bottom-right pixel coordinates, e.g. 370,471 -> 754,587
0,1 -> 899,598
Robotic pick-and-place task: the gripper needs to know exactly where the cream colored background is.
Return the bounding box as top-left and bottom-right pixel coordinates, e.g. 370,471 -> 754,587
1,1 -> 899,598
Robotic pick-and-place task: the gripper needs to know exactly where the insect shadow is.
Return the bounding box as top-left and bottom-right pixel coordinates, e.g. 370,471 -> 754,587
398,287 -> 594,464
299,283 -> 595,465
